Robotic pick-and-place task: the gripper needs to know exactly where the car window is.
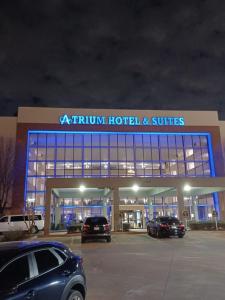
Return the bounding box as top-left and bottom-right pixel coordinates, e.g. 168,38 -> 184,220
0,255 -> 30,290
53,249 -> 67,261
11,216 -> 24,222
85,217 -> 108,225
159,217 -> 179,224
34,250 -> 59,274
0,216 -> 8,222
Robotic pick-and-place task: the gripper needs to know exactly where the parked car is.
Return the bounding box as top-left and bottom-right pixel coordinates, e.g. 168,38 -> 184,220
0,214 -> 44,234
81,216 -> 111,243
147,216 -> 185,238
0,241 -> 86,300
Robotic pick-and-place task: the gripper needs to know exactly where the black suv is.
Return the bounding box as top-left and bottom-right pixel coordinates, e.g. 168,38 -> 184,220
0,241 -> 86,300
147,216 -> 185,238
81,216 -> 111,243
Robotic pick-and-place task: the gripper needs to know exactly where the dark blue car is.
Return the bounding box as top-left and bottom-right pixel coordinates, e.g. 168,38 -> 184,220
0,241 -> 86,300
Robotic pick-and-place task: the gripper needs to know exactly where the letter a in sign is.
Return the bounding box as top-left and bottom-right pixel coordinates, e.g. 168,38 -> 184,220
59,114 -> 71,125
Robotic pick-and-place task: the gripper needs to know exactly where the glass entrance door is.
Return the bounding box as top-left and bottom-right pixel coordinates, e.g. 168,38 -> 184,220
121,210 -> 143,229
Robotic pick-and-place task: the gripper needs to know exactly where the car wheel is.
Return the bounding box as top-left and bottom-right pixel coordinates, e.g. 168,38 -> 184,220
178,235 -> 183,238
147,227 -> 151,236
31,226 -> 38,234
156,230 -> 162,238
81,237 -> 86,243
67,290 -> 84,300
106,236 -> 111,243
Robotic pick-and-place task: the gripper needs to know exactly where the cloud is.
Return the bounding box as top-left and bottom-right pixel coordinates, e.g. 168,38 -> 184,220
0,0 -> 225,118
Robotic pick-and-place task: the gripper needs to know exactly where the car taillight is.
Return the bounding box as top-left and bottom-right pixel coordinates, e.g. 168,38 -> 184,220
104,224 -> 110,231
83,224 -> 90,231
178,224 -> 185,230
160,224 -> 168,228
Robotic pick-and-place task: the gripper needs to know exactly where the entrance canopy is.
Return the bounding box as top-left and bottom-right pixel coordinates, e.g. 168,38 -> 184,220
44,177 -> 225,235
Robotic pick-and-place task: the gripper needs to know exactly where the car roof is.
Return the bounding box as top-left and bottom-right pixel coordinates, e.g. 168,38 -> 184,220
0,241 -> 67,268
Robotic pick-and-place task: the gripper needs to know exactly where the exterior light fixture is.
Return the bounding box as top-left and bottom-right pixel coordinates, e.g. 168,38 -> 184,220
208,213 -> 212,218
79,185 -> 86,192
132,184 -> 139,192
183,184 -> 191,192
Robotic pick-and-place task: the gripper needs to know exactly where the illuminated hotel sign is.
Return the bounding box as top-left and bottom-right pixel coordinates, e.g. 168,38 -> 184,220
59,115 -> 185,126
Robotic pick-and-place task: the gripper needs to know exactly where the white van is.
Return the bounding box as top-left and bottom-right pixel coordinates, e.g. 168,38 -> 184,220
0,214 -> 44,233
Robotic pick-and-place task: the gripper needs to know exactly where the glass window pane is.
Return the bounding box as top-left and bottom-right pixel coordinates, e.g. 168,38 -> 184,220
35,250 -> 59,274
38,134 -> 46,147
37,148 -> 46,160
29,148 -> 37,160
118,148 -> 126,161
151,136 -> 158,147
46,148 -> 55,160
0,255 -> 29,289
110,148 -> 118,160
184,136 -> 192,147
92,134 -> 100,146
126,135 -> 133,147
29,134 -> 38,146
118,135 -> 125,147
152,149 -> 159,161
84,134 -> 91,146
74,148 -> 82,160
101,148 -> 108,161
56,148 -> 64,161
127,148 -> 134,161
47,134 -> 55,146
84,148 -> 91,161
143,135 -> 150,147
160,149 -> 169,160
57,134 -> 65,146
168,135 -> 176,147
37,162 -> 45,176
92,148 -> 100,160
74,135 -> 82,146
110,135 -> 117,147
65,148 -> 73,160
134,135 -> 142,146
65,134 -> 73,146
135,148 -> 143,160
159,135 -> 167,147
101,134 -> 108,146
144,148 -> 151,161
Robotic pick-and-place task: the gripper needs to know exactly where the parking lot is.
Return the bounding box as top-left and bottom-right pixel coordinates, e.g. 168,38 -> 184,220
39,231 -> 225,300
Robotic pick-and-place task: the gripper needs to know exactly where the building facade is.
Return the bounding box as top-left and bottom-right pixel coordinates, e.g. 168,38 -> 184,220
2,107 -> 225,231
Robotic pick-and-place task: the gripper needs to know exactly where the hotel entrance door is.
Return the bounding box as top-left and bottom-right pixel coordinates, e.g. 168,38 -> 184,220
121,210 -> 143,229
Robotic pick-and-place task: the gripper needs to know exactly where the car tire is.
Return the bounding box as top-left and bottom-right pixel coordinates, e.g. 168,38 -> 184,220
81,237 -> 86,243
156,230 -> 162,238
67,290 -> 84,300
31,226 -> 38,234
178,235 -> 183,238
106,236 -> 111,243
147,227 -> 151,236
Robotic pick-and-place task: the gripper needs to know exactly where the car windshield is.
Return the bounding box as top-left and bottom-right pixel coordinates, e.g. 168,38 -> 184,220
159,217 -> 180,225
85,217 -> 108,225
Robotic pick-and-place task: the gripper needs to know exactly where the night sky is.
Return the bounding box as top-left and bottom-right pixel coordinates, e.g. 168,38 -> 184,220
1,0 -> 225,117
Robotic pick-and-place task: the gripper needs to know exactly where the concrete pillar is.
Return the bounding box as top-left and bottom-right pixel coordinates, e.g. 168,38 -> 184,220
176,186 -> 185,221
55,203 -> 61,228
193,197 -> 199,221
218,192 -> 225,221
112,187 -> 120,231
102,198 -> 108,219
44,186 -> 51,236
148,197 -> 153,220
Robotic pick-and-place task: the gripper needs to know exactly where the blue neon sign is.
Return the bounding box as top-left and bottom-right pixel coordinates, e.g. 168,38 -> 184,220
59,115 -> 185,126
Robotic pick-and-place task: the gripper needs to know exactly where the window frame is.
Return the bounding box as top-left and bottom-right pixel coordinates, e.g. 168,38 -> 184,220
31,247 -> 65,277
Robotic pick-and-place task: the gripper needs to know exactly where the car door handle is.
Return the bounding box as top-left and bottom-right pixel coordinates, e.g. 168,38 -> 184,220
62,269 -> 72,276
25,290 -> 36,299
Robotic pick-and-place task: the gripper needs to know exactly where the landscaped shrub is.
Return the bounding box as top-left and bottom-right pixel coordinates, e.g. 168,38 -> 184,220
3,230 -> 27,241
188,221 -> 225,230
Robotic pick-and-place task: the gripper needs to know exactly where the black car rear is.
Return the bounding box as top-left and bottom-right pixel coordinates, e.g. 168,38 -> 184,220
81,216 -> 111,243
147,216 -> 185,238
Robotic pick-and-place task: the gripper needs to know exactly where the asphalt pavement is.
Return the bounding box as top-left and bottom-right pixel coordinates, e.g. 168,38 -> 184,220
39,231 -> 225,300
